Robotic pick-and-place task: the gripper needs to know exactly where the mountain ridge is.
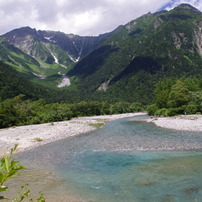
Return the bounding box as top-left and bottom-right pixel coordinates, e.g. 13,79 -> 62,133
0,25 -> 120,88
0,3 -> 201,103
66,3 -> 202,103
1,26 -> 121,63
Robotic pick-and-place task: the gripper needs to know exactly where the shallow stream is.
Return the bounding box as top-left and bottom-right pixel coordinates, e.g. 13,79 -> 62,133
7,115 -> 202,201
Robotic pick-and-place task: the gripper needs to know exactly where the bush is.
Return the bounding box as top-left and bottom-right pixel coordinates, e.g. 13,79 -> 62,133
185,102 -> 198,114
165,108 -> 178,116
147,104 -> 159,116
154,108 -> 168,116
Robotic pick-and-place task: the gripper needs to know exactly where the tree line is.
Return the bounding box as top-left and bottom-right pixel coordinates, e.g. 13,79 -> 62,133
0,94 -> 144,128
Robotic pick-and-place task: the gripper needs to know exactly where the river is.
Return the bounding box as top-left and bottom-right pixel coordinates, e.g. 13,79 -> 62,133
6,115 -> 202,201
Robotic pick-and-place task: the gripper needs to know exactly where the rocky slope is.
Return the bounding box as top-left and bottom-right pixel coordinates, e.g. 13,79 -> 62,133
1,26 -> 119,88
1,26 -> 120,64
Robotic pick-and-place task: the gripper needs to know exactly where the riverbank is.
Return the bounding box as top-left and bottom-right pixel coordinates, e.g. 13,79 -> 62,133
0,113 -> 145,157
147,115 -> 202,131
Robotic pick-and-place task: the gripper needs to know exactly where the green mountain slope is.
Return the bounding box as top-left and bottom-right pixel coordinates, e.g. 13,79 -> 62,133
67,4 -> 202,103
0,38 -> 41,74
1,27 -> 72,66
0,61 -> 85,103
0,37 -> 72,89
0,62 -> 55,101
1,26 -> 119,89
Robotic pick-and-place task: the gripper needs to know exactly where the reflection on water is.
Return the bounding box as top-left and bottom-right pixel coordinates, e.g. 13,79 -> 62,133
9,115 -> 202,201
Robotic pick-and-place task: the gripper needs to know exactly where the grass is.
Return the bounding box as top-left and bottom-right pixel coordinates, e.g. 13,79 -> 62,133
33,137 -> 43,142
89,122 -> 105,129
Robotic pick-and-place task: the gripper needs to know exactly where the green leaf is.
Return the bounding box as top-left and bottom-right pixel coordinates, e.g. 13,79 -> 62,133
0,174 -> 4,183
4,157 -> 10,172
0,185 -> 8,192
10,144 -> 18,156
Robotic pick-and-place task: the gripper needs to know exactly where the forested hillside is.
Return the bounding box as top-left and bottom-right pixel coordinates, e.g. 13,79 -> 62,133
0,4 -> 202,129
0,62 -> 83,103
67,4 -> 202,104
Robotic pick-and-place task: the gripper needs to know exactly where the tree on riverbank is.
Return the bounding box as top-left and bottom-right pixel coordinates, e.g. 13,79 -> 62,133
0,95 -> 145,129
147,78 -> 202,116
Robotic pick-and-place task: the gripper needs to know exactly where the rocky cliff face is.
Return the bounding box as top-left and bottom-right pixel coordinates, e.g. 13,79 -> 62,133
194,21 -> 202,56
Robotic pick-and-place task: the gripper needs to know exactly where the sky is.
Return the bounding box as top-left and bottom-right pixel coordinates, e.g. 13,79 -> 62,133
0,0 -> 201,36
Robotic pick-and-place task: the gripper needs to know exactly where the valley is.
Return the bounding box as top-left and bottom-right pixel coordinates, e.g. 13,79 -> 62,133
0,3 -> 202,119
1,3 -> 202,202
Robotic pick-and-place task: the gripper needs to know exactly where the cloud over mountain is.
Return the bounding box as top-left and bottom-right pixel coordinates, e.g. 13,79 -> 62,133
0,0 -> 201,36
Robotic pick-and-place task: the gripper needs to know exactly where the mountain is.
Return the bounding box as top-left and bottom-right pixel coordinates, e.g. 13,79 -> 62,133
0,37 -> 41,74
37,27 -> 121,62
1,4 -> 201,104
1,26 -> 119,88
0,37 -> 69,88
1,26 -> 117,63
67,4 -> 202,104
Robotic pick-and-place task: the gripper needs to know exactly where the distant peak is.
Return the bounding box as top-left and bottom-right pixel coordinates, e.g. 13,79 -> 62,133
16,26 -> 37,33
175,3 -> 201,14
176,3 -> 195,9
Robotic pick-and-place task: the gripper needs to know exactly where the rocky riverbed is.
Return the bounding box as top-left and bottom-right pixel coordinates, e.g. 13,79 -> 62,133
0,113 -> 143,157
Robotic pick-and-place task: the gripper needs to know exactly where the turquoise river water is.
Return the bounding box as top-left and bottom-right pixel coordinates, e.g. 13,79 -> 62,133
7,115 -> 202,201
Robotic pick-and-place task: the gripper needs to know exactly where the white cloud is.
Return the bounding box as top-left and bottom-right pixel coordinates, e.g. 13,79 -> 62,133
164,0 -> 202,10
0,0 -> 201,36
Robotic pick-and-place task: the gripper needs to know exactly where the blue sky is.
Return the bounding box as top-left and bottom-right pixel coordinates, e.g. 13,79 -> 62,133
0,0 -> 201,36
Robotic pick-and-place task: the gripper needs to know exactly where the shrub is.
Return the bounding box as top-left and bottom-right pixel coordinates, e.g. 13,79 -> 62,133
154,108 -> 168,116
147,104 -> 159,116
185,102 -> 198,114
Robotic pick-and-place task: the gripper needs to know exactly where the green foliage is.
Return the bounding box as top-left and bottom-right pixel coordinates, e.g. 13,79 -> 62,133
0,62 -> 60,102
0,145 -> 25,194
185,102 -> 198,114
154,78 -> 176,108
109,101 -> 131,114
33,138 -> 43,142
191,91 -> 202,111
0,95 -> 144,129
0,145 -> 45,201
147,104 -> 159,116
154,108 -> 168,116
167,81 -> 190,108
62,4 -> 202,103
148,78 -> 202,116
